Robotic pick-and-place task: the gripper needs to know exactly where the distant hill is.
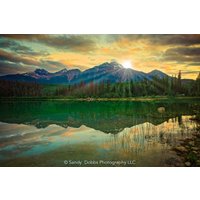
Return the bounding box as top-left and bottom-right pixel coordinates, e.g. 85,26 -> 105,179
0,61 -> 193,85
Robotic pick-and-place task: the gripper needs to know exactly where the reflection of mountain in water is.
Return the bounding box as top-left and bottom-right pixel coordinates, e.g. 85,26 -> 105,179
0,100 -> 197,134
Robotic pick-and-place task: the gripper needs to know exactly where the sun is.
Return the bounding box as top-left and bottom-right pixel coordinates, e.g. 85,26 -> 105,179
122,60 -> 132,69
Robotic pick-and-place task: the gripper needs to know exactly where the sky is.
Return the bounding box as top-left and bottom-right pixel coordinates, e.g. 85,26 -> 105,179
0,34 -> 200,79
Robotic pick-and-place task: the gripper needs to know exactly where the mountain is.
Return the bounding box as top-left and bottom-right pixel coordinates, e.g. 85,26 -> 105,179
147,69 -> 168,79
0,61 -> 171,84
0,68 -> 81,84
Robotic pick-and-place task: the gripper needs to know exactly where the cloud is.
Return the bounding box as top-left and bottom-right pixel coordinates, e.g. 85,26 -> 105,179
2,34 -> 200,49
0,49 -> 41,66
10,45 -> 49,57
1,34 -> 200,79
188,62 -> 200,66
0,34 -> 97,52
165,47 -> 200,56
102,34 -> 200,47
0,39 -> 18,48
0,49 -> 70,75
0,61 -> 35,76
40,35 -> 96,52
181,70 -> 200,74
122,34 -> 200,46
40,60 -> 67,71
162,47 -> 200,64
151,35 -> 200,46
0,38 -> 49,57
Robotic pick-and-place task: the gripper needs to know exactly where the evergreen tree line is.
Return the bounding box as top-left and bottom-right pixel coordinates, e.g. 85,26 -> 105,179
55,72 -> 200,98
0,80 -> 43,97
0,72 -> 200,97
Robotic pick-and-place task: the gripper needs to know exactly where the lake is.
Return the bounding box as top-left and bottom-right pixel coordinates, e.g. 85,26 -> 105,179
0,99 -> 199,166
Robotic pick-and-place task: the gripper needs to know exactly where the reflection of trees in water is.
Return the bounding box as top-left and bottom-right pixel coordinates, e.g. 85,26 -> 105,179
105,117 -> 197,156
0,101 -> 198,134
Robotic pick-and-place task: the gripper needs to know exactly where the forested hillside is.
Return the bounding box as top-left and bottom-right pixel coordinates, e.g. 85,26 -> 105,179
0,72 -> 199,97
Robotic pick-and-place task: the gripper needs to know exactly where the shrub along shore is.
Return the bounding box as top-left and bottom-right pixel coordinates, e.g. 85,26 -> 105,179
0,96 -> 200,101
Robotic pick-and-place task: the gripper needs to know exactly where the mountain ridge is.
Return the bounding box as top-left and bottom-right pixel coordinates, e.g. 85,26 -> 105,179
0,61 -> 184,84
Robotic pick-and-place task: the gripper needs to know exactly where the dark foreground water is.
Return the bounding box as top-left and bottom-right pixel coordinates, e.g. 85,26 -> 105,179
0,99 -> 199,166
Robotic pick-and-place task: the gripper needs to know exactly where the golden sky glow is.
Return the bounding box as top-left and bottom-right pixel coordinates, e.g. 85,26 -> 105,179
0,34 -> 200,79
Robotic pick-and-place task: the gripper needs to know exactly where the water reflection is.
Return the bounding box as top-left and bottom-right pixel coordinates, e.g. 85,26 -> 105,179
0,100 -> 199,166
0,100 -> 198,133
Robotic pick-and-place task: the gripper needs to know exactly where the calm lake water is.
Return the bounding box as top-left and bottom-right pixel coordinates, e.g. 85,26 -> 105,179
0,99 -> 199,166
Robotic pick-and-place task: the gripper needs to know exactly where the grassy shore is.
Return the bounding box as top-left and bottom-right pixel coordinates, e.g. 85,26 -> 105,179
0,96 -> 200,102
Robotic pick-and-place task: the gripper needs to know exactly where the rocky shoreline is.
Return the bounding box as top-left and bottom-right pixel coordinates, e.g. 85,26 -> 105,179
171,125 -> 200,167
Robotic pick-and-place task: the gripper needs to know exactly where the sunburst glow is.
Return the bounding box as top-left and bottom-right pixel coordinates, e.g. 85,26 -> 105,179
0,35 -> 199,79
122,61 -> 132,69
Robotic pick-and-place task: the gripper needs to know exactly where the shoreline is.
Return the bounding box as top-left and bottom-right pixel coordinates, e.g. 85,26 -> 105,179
172,127 -> 200,167
0,96 -> 200,102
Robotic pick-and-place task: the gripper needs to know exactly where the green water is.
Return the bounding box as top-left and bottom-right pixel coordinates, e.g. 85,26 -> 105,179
0,99 -> 199,166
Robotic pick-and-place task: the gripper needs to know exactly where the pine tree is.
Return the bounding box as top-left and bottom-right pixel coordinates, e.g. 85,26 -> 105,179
178,70 -> 182,94
196,72 -> 200,96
